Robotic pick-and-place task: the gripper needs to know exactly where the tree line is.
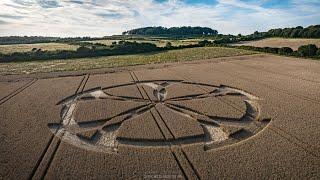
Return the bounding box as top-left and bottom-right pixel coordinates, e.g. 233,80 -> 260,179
265,25 -> 320,38
0,36 -> 103,45
235,44 -> 320,59
236,25 -> 320,40
122,26 -> 218,36
212,25 -> 320,45
191,40 -> 320,59
0,41 -> 202,62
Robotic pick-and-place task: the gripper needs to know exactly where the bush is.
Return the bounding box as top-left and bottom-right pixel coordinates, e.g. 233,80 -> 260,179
165,42 -> 172,49
298,44 -> 318,57
278,47 -> 293,55
263,47 -> 279,54
316,49 -> 320,56
76,46 -> 91,53
198,40 -> 213,46
214,37 -> 232,44
118,41 -> 125,45
94,43 -> 107,47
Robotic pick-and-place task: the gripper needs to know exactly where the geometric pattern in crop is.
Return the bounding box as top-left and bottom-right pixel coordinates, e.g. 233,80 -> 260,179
48,80 -> 271,154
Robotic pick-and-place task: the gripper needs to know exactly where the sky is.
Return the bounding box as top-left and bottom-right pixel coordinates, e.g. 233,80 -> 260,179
0,0 -> 319,37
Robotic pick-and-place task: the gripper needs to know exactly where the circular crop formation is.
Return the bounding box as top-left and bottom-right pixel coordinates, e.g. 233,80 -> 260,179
48,80 -> 271,154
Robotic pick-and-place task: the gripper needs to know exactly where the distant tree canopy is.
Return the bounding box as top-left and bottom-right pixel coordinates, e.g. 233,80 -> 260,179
122,26 -> 218,36
212,25 -> 320,45
0,36 -> 58,45
265,25 -> 320,38
0,36 -> 101,45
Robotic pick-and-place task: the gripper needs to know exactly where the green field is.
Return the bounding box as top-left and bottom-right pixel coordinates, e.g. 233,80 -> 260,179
0,47 -> 256,75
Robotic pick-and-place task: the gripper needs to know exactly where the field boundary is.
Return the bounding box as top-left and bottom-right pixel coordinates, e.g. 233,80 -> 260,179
0,54 -> 264,81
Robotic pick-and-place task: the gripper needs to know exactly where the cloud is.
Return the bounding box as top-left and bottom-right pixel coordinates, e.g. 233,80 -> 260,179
0,19 -> 9,24
0,0 -> 319,37
68,0 -> 84,5
12,0 -> 36,6
0,14 -> 25,19
38,0 -> 61,8
95,11 -> 124,19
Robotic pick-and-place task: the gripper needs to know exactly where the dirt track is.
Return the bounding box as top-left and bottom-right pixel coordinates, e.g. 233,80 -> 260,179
1,54 -> 319,179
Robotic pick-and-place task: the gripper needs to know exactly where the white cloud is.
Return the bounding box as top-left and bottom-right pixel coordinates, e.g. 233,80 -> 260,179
0,0 -> 319,37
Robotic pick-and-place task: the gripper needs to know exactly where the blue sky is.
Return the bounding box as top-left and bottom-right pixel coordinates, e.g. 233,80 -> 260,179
0,0 -> 319,37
